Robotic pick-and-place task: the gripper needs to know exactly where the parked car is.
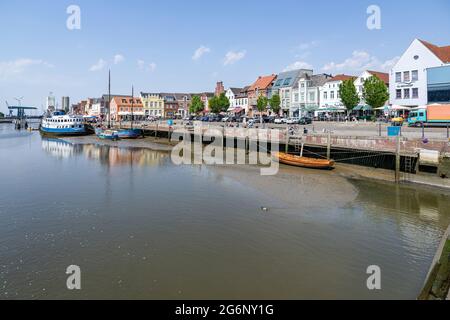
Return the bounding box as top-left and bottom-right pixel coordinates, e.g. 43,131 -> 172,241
286,118 -> 300,124
274,118 -> 287,124
201,116 -> 209,122
299,117 -> 312,125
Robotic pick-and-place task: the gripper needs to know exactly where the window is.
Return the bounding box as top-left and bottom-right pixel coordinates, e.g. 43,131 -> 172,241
396,89 -> 402,99
283,78 -> 292,86
412,70 -> 418,81
324,92 -> 327,99
301,93 -> 305,101
412,88 -> 419,99
309,92 -> 315,102
330,91 -> 335,99
275,79 -> 283,86
403,71 -> 410,82
404,89 -> 410,99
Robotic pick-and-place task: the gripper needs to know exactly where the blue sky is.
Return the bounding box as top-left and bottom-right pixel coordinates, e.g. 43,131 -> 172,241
1,0 -> 450,114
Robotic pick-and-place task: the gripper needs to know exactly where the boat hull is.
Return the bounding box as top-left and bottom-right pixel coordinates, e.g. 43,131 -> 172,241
40,125 -> 93,137
275,152 -> 335,169
117,129 -> 143,139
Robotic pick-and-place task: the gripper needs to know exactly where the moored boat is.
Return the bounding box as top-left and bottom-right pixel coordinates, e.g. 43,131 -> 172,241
117,128 -> 143,139
274,152 -> 335,169
96,128 -> 120,141
40,111 -> 94,137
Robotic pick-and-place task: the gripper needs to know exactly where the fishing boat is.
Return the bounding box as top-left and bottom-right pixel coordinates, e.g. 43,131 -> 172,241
95,128 -> 119,141
117,128 -> 143,139
40,111 -> 94,137
116,85 -> 144,139
274,152 -> 335,169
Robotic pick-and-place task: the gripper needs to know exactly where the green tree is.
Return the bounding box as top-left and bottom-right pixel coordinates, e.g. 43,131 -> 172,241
339,79 -> 360,116
209,93 -> 230,114
190,96 -> 204,115
218,93 -> 230,113
362,75 -> 389,110
208,96 -> 220,114
269,94 -> 281,115
256,95 -> 269,124
0,112 -> 4,118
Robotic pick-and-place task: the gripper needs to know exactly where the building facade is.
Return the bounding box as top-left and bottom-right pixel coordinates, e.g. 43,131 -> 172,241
162,94 -> 179,119
141,93 -> 165,118
354,70 -> 389,108
247,74 -> 277,116
427,65 -> 450,104
110,96 -> 144,121
389,39 -> 450,108
293,73 -> 333,117
174,94 -> 192,118
62,97 -> 70,113
319,74 -> 356,113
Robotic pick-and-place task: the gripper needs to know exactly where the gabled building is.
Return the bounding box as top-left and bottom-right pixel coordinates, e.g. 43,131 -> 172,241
319,74 -> 356,113
161,94 -> 179,119
110,96 -> 144,121
293,73 -> 333,117
174,93 -> 192,118
354,70 -> 389,109
248,74 -> 277,116
225,87 -> 249,115
271,69 -> 313,117
141,93 -> 165,118
389,39 -> 450,108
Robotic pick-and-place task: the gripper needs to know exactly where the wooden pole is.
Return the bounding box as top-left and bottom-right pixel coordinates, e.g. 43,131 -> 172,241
395,135 -> 401,183
285,127 -> 289,153
327,131 -> 331,160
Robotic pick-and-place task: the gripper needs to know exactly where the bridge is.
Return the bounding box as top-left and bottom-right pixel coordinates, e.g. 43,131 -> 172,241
8,106 -> 39,119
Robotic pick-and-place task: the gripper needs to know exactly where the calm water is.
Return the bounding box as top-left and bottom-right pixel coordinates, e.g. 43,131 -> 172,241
1,124 -> 450,300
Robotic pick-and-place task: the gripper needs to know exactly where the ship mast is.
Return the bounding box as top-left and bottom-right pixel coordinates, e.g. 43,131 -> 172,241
131,85 -> 134,130
108,69 -> 111,129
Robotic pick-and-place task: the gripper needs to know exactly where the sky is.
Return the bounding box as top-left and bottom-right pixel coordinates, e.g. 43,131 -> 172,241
1,0 -> 450,114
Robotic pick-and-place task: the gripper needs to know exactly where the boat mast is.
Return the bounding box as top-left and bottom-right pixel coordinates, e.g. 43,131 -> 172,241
131,85 -> 134,130
108,69 -> 111,129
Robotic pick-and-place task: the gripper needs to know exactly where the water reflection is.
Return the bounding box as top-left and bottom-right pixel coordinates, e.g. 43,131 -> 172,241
41,138 -> 168,167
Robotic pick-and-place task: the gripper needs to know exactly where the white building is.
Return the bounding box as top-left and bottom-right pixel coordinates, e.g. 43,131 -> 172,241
354,70 -> 389,107
389,39 -> 450,108
294,73 -> 332,117
319,74 -> 355,113
225,87 -> 249,114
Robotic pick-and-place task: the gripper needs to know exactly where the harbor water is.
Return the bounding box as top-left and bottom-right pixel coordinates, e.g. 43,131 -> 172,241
1,124 -> 450,299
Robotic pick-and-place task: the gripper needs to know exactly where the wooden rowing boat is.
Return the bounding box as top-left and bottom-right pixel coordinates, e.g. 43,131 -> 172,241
274,152 -> 335,169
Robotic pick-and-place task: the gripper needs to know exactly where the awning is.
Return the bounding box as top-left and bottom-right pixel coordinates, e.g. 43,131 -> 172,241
391,105 -> 412,111
233,107 -> 243,113
354,105 -> 373,111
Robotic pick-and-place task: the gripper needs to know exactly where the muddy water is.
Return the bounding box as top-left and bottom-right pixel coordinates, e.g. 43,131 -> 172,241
1,125 -> 450,299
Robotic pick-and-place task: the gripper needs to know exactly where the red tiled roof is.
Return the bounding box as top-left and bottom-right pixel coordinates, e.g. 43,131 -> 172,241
111,97 -> 143,106
367,71 -> 389,85
327,74 -> 356,82
249,74 -> 277,91
419,39 -> 450,63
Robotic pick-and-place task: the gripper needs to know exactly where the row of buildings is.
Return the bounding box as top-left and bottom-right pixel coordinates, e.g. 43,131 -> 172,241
70,38 -> 450,120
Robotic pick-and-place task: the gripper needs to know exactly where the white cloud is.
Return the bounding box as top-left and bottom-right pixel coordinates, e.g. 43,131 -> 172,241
0,58 -> 53,79
192,46 -> 211,61
297,40 -> 319,51
322,51 -> 399,74
114,54 -> 125,65
138,60 -> 157,72
90,59 -> 107,72
223,50 -> 246,66
283,61 -> 313,72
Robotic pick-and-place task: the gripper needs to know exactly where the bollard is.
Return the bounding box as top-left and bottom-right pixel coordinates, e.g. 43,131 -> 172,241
447,124 -> 449,139
422,123 -> 425,139
327,131 -> 331,160
395,136 -> 401,183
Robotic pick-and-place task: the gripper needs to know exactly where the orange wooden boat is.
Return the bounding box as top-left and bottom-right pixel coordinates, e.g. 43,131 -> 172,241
274,152 -> 335,169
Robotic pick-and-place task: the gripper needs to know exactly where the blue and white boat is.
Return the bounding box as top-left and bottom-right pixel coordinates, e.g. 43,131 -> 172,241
40,111 -> 93,136
95,128 -> 120,141
117,128 -> 143,139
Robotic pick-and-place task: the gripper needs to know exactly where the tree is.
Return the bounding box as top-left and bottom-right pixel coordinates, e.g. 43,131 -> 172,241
190,95 -> 204,115
256,95 -> 269,124
362,75 -> 389,111
0,112 -> 4,118
209,93 -> 230,114
269,94 -> 281,115
218,93 -> 230,113
208,96 -> 220,114
339,79 -> 360,116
